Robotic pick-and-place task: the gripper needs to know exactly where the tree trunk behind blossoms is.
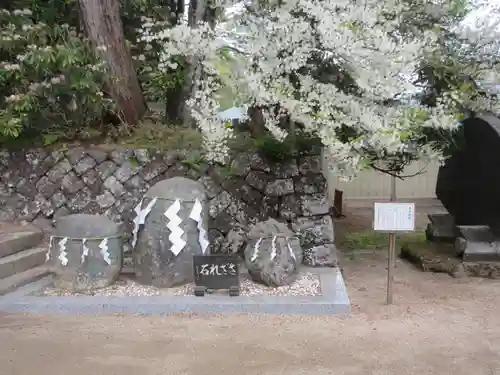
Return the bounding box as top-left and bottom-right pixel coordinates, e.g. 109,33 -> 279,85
78,0 -> 147,125
178,0 -> 207,126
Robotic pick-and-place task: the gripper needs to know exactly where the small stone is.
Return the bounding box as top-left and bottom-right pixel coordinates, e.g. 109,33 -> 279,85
97,160 -> 118,180
36,176 -> 59,199
25,149 -> 48,167
115,161 -> 140,183
262,196 -> 279,218
134,149 -> 151,164
124,175 -> 146,190
230,153 -> 252,177
81,169 -> 104,195
46,159 -> 72,182
104,176 -> 125,198
280,195 -> 302,221
16,178 -> 37,199
294,174 -> 326,194
220,224 -> 248,255
86,149 -> 108,163
198,176 -> 222,199
110,149 -> 134,165
51,191 -> 67,209
208,229 -> 225,254
301,194 -> 330,216
140,161 -> 168,182
209,190 -> 233,218
17,200 -> 41,221
265,179 -> 294,196
292,215 -> 335,247
66,187 -> 92,212
61,172 -> 85,194
272,161 -> 299,178
247,151 -> 271,172
245,170 -> 270,192
35,193 -> 55,217
303,244 -> 338,267
96,190 -> 116,209
298,156 -> 322,175
66,148 -> 86,165
74,156 -> 97,176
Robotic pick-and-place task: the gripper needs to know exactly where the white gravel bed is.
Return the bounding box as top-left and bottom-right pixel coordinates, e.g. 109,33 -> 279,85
35,272 -> 322,297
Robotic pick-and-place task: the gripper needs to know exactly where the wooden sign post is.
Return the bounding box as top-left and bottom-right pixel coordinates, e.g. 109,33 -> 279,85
373,200 -> 415,304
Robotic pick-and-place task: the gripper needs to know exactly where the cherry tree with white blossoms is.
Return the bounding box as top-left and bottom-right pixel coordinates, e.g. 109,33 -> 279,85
141,0 -> 500,179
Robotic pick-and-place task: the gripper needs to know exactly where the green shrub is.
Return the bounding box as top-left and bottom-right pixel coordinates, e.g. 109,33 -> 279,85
0,8 -> 113,142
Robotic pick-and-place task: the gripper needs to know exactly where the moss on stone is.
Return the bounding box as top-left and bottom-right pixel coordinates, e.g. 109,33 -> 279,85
400,242 -> 466,277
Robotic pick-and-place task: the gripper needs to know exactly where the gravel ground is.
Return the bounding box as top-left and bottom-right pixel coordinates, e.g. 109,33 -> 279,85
34,272 -> 321,297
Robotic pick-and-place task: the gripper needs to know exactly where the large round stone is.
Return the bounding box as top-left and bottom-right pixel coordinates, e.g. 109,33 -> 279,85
133,177 -> 209,288
49,214 -> 123,292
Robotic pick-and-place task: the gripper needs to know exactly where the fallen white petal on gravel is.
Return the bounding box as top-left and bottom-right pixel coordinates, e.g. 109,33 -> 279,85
35,272 -> 322,297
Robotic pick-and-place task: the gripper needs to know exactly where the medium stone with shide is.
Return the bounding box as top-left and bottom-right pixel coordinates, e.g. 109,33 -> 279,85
244,219 -> 303,287
47,214 -> 123,292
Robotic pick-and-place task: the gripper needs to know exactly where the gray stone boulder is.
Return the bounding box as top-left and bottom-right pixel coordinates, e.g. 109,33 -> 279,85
303,244 -> 338,267
293,215 -> 338,267
134,177 -> 209,288
48,214 -> 123,292
244,219 -> 302,286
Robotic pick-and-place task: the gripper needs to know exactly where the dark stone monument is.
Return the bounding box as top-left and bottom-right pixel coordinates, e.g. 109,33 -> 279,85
134,177 -> 209,288
192,254 -> 240,296
436,113 -> 500,230
48,214 -> 123,292
435,113 -> 500,265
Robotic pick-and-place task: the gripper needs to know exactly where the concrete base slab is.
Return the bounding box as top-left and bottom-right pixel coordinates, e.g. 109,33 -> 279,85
0,268 -> 350,316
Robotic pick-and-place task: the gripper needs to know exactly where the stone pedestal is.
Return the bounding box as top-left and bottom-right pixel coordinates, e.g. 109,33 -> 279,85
455,225 -> 500,262
425,214 -> 457,243
48,214 -> 123,292
134,177 -> 209,288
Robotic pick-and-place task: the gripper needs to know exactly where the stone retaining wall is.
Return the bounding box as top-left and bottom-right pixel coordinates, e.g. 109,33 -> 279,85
0,146 -> 334,253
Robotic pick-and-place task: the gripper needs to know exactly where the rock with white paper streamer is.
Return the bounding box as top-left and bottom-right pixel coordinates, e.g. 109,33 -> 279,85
50,214 -> 123,292
134,177 -> 209,288
244,219 -> 303,287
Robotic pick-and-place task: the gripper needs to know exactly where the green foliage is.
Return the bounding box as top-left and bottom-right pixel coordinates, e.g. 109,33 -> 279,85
252,131 -> 322,162
0,9 -> 113,142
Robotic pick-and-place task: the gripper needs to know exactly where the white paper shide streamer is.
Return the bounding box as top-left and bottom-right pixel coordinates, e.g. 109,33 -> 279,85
81,239 -> 90,264
250,237 -> 263,262
164,199 -> 186,256
131,197 -> 158,248
189,198 -> 209,254
270,236 -> 277,260
99,238 -> 111,265
58,237 -> 69,266
45,236 -> 54,263
287,238 -> 296,260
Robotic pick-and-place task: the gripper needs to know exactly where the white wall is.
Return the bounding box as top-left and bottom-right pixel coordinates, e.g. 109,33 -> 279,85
323,158 -> 440,200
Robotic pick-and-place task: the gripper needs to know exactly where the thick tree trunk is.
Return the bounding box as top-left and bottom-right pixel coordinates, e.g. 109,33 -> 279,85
78,0 -> 147,125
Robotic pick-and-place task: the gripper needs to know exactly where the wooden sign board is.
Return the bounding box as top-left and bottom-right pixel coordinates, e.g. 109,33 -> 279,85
373,202 -> 416,232
192,254 -> 240,296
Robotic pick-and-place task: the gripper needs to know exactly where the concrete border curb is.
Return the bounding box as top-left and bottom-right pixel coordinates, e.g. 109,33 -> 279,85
0,268 -> 350,316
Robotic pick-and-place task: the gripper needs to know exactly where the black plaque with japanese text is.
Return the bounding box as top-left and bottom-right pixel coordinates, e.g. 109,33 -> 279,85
193,255 -> 240,294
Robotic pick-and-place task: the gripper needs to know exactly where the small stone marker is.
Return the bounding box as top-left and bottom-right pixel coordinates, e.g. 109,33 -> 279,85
373,202 -> 415,304
192,254 -> 240,296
